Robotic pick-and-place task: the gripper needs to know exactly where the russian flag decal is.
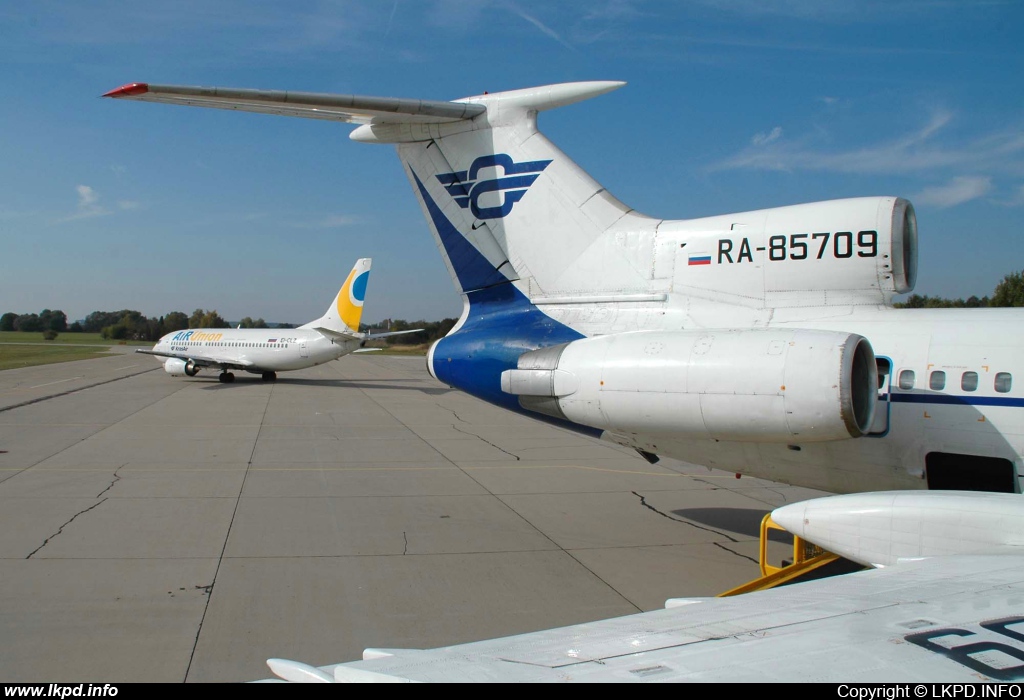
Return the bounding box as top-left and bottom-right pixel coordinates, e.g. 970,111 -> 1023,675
688,254 -> 711,266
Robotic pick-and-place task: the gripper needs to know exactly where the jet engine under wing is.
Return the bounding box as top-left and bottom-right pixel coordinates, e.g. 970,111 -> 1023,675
135,348 -> 254,371
260,491 -> 1024,683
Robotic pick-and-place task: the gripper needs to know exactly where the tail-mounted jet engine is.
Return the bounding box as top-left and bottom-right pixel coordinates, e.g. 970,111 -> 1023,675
501,329 -> 877,442
164,358 -> 201,377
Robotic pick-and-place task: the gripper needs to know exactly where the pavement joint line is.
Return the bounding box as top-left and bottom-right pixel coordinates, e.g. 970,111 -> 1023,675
28,377 -> 82,389
0,366 -> 160,414
0,372 -> 191,487
373,384 -> 647,615
184,376 -> 275,682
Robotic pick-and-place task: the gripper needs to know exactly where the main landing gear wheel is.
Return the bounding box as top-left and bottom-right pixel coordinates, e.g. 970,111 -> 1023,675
261,372 -> 277,382
218,372 -> 235,384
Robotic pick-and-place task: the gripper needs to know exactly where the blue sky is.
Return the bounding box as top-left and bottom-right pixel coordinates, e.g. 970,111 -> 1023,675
1,1 -> 1022,325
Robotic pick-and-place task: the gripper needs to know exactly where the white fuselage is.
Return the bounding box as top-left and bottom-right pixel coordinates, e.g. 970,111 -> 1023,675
538,302 -> 1024,494
152,328 -> 361,373
105,78 -> 1024,497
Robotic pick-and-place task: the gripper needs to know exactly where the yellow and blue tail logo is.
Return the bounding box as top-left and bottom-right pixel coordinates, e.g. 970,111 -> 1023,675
316,258 -> 371,334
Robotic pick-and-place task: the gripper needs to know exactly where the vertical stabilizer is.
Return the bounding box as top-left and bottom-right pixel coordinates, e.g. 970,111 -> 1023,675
350,81 -> 660,298
302,258 -> 371,334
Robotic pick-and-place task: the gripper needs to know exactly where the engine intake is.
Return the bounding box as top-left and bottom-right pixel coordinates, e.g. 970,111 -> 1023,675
501,329 -> 877,442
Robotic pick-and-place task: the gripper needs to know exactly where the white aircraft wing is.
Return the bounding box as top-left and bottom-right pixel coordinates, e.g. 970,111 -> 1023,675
103,83 -> 485,125
260,555 -> 1024,682
261,492 -> 1024,683
135,348 -> 254,371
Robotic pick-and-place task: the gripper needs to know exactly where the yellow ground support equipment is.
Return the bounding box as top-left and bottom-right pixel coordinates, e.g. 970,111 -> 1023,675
717,514 -> 843,597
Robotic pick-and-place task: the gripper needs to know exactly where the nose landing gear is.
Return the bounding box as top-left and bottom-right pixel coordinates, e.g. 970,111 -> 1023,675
261,371 -> 277,382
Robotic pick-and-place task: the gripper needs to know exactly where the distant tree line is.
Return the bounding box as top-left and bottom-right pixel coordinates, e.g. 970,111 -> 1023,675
895,270 -> 1024,309
6,271 -> 1024,344
0,309 -> 68,333
0,308 -> 291,341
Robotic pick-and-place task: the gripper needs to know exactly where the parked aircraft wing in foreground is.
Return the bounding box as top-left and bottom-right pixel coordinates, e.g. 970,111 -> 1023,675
106,81 -> 1024,494
255,490 -> 1024,683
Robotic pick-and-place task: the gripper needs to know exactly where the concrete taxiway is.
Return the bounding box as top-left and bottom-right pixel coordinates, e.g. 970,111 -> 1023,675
0,351 -> 828,682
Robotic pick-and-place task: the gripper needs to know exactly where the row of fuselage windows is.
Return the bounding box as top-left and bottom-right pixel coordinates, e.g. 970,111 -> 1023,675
174,341 -> 288,349
897,369 -> 1012,394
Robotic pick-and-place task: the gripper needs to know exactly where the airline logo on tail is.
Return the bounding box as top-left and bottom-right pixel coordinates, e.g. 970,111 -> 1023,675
436,154 -> 552,219
337,266 -> 369,331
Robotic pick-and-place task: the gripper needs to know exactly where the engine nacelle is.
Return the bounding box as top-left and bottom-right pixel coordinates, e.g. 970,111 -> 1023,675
164,358 -> 187,376
659,196 -> 918,307
500,329 -> 877,442
164,358 -> 200,376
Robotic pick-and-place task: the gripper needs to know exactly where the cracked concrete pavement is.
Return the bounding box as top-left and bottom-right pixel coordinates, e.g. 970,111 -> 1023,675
0,353 -> 828,682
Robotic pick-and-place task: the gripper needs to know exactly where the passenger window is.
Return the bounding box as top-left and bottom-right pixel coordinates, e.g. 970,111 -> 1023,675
929,371 -> 946,391
995,372 -> 1012,393
898,370 -> 915,390
961,371 -> 979,392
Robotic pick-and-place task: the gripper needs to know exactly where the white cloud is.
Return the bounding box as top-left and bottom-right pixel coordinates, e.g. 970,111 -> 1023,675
911,176 -> 992,208
117,200 -> 141,210
690,0 -> 911,21
504,2 -> 576,50
77,185 -> 99,208
712,109 -> 1024,176
57,184 -> 109,222
752,126 -> 782,146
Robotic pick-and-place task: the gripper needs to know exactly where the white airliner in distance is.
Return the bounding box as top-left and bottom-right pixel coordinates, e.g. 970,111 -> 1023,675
138,258 -> 420,383
106,80 -> 1024,496
104,80 -> 1024,682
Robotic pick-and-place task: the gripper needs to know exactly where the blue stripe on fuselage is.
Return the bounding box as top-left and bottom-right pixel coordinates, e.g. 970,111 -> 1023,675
891,393 -> 1024,408
411,166 -> 600,438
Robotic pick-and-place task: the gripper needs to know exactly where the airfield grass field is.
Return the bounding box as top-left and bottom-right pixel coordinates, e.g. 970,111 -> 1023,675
0,332 -> 153,371
0,331 -> 153,346
0,344 -> 114,371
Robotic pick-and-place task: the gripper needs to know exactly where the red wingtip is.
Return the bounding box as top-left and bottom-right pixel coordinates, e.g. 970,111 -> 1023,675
103,83 -> 149,98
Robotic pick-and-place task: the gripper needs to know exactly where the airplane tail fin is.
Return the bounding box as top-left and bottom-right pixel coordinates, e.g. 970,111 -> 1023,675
301,258 -> 371,335
351,82 -> 656,297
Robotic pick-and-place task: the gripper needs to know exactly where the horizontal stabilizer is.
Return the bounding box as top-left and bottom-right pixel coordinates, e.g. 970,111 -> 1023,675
365,329 -> 424,340
103,83 -> 485,125
311,326 -> 361,341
